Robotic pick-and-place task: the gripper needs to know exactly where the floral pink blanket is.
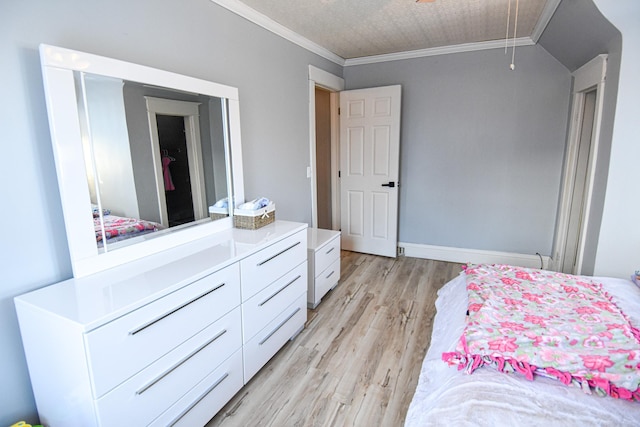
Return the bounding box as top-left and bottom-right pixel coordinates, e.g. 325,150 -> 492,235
95,215 -> 162,244
443,264 -> 640,401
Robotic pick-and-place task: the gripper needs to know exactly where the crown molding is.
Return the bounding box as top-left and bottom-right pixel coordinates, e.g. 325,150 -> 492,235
344,37 -> 535,66
210,0 -> 345,66
531,0 -> 562,43
211,0 -> 544,68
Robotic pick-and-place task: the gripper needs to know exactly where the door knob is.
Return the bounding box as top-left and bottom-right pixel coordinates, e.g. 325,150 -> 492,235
381,182 -> 395,188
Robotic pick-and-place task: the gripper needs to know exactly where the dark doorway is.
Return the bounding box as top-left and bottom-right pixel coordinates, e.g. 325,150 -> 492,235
156,114 -> 195,227
315,87 -> 332,230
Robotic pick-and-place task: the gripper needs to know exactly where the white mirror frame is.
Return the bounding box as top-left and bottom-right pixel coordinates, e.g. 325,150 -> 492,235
40,44 -> 245,278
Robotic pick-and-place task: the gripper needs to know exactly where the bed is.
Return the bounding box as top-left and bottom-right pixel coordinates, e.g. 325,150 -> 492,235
93,206 -> 163,245
405,264 -> 640,426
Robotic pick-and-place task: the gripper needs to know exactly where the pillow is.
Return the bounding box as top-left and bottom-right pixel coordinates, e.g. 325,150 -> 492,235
91,204 -> 111,218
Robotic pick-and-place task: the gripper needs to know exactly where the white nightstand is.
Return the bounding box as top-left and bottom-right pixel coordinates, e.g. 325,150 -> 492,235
307,228 -> 341,308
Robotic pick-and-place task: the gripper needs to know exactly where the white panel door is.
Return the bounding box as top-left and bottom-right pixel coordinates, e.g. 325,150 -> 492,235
340,85 -> 401,257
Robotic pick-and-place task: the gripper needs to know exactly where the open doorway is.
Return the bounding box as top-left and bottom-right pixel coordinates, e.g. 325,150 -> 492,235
309,68 -> 402,257
308,66 -> 344,230
552,55 -> 607,274
559,89 -> 596,273
315,87 -> 332,229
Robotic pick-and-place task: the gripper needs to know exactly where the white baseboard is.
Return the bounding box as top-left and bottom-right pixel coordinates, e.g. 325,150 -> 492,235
399,242 -> 552,270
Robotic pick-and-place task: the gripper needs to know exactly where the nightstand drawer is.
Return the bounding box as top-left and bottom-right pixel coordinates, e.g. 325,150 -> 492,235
85,263 -> 241,398
316,258 -> 340,300
242,261 -> 306,343
95,308 -> 242,427
314,235 -> 340,278
240,230 -> 307,301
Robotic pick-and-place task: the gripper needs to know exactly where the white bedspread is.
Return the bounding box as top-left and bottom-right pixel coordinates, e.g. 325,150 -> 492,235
405,272 -> 640,427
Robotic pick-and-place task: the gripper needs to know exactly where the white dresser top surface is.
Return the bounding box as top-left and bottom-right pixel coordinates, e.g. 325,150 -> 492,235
15,221 -> 307,331
307,228 -> 341,251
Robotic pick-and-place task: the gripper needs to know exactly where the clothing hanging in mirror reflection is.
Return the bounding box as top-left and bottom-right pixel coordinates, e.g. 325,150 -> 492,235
162,149 -> 176,191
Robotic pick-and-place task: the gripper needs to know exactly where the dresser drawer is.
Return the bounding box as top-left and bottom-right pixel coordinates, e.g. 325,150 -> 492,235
243,292 -> 306,382
95,308 -> 242,426
242,261 -> 306,343
85,263 -> 241,398
314,235 -> 340,278
149,348 -> 244,427
240,230 -> 307,301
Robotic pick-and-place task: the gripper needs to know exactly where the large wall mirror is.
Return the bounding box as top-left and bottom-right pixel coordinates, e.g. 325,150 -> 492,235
40,44 -> 245,277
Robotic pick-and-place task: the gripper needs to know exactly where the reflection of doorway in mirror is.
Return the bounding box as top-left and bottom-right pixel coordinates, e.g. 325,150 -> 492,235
157,115 -> 195,227
146,97 -> 207,229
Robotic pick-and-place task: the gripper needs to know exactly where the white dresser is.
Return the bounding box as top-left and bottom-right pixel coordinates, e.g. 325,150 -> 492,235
306,228 -> 341,308
15,221 -> 307,427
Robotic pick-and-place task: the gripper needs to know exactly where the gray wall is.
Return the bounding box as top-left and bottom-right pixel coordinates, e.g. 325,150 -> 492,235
591,0 -> 640,278
539,0 -> 621,73
0,0 -> 340,423
344,45 -> 571,255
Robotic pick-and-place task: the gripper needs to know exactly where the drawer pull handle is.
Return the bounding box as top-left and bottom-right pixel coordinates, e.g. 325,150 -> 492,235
128,282 -> 226,335
326,270 -> 335,279
168,372 -> 229,426
257,241 -> 301,266
325,247 -> 335,255
259,275 -> 301,307
136,329 -> 228,395
259,307 -> 301,345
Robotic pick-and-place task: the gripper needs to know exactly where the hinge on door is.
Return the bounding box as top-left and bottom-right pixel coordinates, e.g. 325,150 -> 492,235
338,107 -> 341,115
338,170 -> 341,178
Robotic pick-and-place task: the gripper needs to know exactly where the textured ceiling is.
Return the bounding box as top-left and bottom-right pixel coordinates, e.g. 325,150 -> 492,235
231,0 -> 550,59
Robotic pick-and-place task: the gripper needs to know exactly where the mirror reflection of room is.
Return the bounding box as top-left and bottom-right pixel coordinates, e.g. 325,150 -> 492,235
75,72 -> 229,251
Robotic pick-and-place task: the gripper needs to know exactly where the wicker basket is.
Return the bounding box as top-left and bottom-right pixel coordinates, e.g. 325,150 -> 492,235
209,206 -> 229,221
210,212 -> 228,221
233,203 -> 275,229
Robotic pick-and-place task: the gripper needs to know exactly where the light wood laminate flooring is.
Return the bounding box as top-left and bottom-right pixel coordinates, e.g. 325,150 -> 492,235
207,251 -> 463,427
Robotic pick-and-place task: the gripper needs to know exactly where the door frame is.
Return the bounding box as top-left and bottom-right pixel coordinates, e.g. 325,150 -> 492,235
308,65 -> 344,230
551,54 -> 607,274
145,97 -> 206,228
